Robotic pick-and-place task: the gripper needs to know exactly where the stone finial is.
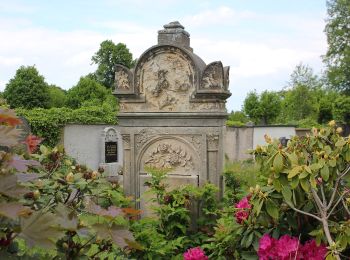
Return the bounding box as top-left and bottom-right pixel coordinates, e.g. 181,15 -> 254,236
158,21 -> 192,51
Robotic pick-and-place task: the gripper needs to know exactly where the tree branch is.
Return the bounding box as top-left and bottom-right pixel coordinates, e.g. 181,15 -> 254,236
311,188 -> 324,212
327,165 -> 350,210
286,201 -> 322,221
327,191 -> 349,218
341,198 -> 350,216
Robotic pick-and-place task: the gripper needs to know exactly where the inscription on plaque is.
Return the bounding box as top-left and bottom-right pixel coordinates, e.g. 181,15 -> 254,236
105,141 -> 118,163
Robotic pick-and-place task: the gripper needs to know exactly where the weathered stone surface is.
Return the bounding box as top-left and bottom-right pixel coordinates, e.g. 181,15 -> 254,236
113,22 -> 231,214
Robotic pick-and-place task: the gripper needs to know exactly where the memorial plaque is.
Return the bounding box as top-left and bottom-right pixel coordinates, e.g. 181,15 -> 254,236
105,141 -> 118,163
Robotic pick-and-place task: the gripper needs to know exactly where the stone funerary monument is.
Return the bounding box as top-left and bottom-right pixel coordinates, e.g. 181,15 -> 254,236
114,21 -> 231,212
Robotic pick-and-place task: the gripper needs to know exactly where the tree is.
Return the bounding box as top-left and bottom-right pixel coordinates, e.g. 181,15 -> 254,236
48,84 -> 66,108
324,0 -> 350,94
279,64 -> 320,123
243,90 -> 281,125
334,95 -> 350,123
91,40 -> 134,89
3,66 -> 50,109
65,76 -> 114,109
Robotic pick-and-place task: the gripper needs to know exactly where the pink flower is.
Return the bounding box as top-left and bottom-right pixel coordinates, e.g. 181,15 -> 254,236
299,240 -> 327,260
258,234 -> 277,260
183,247 -> 208,260
275,235 -> 299,259
235,197 -> 252,209
258,235 -> 328,260
235,196 -> 251,224
24,134 -> 42,154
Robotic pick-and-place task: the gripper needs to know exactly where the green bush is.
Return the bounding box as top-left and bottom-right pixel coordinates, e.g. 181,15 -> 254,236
16,105 -> 117,147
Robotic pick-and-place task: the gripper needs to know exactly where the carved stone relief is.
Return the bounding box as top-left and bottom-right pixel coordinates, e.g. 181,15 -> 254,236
115,66 -> 131,91
135,128 -> 159,150
201,62 -> 224,89
145,143 -> 193,170
207,133 -> 219,150
140,138 -> 199,175
139,51 -> 194,111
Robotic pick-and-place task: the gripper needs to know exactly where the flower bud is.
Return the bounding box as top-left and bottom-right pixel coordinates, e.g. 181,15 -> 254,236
336,127 -> 343,134
33,190 -> 40,199
66,172 -> 74,182
328,120 -> 336,127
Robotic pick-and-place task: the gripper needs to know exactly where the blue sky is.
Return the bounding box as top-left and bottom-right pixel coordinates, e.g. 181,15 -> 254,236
0,0 -> 327,111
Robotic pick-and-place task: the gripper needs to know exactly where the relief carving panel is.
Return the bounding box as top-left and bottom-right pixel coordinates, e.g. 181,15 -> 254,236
139,138 -> 199,175
138,51 -> 194,111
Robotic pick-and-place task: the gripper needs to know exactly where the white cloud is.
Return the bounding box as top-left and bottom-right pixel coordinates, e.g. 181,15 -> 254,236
183,6 -> 255,27
0,56 -> 23,66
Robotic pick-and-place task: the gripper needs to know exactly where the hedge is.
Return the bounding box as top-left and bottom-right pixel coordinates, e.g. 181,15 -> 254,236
16,105 -> 117,147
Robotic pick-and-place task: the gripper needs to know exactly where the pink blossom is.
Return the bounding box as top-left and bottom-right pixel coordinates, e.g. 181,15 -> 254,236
258,234 -> 328,260
275,235 -> 299,259
299,240 -> 327,260
258,234 -> 277,260
183,247 -> 208,260
235,197 -> 252,209
235,196 -> 251,224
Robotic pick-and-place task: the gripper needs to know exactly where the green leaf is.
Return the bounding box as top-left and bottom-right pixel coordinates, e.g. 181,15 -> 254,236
288,166 -> 301,179
282,186 -> 293,205
320,166 -> 329,181
335,139 -> 347,147
19,210 -> 64,249
329,159 -> 336,168
265,200 -> 279,219
346,149 -> 350,162
273,153 -> 284,172
290,177 -> 299,189
300,178 -> 310,192
273,179 -> 282,192
287,152 -> 298,166
299,171 -> 309,179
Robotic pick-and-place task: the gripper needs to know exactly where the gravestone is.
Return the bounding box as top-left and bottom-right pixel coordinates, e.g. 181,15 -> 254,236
113,21 -> 231,214
99,127 -> 123,177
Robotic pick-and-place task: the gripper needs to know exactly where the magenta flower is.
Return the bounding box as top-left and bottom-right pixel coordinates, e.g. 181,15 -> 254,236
258,234 -> 277,260
235,196 -> 251,224
258,234 -> 328,260
183,247 -> 208,260
299,239 -> 327,260
275,235 -> 299,259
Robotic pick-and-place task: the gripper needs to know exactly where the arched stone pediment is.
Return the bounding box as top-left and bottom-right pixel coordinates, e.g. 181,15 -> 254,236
114,22 -> 231,113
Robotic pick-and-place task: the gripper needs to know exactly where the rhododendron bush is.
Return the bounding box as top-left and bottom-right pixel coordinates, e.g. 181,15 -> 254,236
0,108 -> 140,259
250,121 -> 350,259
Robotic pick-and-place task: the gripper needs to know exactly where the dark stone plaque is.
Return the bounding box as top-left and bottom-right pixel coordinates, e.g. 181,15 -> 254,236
105,142 -> 118,163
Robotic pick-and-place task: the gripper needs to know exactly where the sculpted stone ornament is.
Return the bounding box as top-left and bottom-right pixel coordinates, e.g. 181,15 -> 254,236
201,61 -> 224,89
114,65 -> 132,92
145,143 -> 193,169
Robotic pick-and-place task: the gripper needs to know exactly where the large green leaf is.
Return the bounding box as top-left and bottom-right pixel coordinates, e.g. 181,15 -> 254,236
282,186 -> 293,205
265,200 -> 279,219
320,166 -> 330,181
19,210 -> 64,249
273,153 -> 284,172
288,166 -> 301,179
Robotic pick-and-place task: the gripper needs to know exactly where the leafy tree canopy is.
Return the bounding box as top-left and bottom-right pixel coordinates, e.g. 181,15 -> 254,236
92,40 -> 135,89
4,65 -> 50,109
243,90 -> 281,125
48,84 -> 66,108
324,0 -> 350,94
65,76 -> 116,109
